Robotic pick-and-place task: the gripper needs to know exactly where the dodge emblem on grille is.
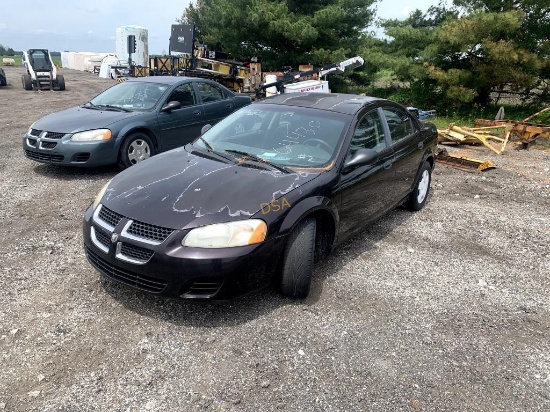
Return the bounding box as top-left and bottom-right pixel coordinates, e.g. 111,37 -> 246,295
111,233 -> 119,243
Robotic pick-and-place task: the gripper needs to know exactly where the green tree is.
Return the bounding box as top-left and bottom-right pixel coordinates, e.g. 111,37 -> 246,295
180,0 -> 377,71
377,0 -> 549,108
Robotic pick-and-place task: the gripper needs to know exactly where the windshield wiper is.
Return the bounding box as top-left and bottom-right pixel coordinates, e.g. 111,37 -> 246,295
191,139 -> 236,164
95,104 -> 131,112
198,136 -> 215,152
82,101 -> 101,110
224,149 -> 290,174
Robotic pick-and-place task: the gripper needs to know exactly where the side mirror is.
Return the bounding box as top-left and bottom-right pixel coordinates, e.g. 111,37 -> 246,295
201,124 -> 213,135
343,148 -> 379,173
161,100 -> 181,112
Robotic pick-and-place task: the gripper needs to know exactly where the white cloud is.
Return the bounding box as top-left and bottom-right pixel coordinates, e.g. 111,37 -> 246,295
401,6 -> 413,17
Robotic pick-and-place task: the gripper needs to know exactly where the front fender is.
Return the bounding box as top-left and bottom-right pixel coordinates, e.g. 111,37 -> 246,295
279,196 -> 339,234
114,117 -> 160,150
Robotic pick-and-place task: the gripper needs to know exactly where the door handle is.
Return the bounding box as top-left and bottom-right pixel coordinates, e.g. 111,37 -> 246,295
418,141 -> 424,149
384,161 -> 392,170
226,104 -> 233,109
193,110 -> 201,116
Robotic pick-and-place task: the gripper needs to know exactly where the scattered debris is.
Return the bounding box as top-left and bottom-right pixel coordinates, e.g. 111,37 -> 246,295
435,149 -> 495,172
407,106 -> 437,120
474,107 -> 550,149
438,123 -> 510,154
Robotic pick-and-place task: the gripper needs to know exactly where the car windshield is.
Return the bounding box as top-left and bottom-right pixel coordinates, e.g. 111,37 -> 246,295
194,104 -> 349,169
89,81 -> 169,111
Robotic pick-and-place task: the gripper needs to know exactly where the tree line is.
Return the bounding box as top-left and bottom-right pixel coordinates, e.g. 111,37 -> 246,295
0,45 -> 17,56
180,0 -> 550,110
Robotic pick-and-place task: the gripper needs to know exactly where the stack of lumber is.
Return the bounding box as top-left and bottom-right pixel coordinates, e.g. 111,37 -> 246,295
437,123 -> 511,154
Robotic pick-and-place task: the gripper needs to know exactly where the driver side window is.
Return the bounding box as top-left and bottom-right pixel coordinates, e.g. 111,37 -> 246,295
349,109 -> 386,156
166,83 -> 196,108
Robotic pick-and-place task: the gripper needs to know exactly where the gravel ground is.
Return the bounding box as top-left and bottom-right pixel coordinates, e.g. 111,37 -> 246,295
1,66 -> 549,411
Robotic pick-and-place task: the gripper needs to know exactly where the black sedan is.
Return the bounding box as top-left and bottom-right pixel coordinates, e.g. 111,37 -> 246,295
83,93 -> 437,300
23,77 -> 251,169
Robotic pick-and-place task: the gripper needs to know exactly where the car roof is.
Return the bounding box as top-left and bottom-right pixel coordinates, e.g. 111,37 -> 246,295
260,93 -> 387,115
125,76 -> 210,85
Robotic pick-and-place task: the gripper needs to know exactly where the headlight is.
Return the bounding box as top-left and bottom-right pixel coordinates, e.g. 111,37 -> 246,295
182,219 -> 267,248
71,129 -> 112,141
93,180 -> 112,210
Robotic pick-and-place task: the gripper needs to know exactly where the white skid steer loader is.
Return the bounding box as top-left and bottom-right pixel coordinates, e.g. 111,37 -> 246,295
22,49 -> 65,91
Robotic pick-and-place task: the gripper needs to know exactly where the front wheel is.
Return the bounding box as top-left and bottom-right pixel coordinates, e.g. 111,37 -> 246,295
57,74 -> 65,91
280,217 -> 316,299
118,133 -> 155,170
22,74 -> 32,90
405,161 -> 432,211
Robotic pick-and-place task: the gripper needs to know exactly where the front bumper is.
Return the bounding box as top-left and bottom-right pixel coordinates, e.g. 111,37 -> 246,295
82,204 -> 284,300
23,131 -> 118,167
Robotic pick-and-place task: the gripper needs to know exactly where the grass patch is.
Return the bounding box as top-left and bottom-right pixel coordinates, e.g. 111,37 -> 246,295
1,55 -> 62,67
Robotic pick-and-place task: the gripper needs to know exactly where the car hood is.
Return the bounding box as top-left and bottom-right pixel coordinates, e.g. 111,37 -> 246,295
101,147 -> 321,230
32,106 -> 142,133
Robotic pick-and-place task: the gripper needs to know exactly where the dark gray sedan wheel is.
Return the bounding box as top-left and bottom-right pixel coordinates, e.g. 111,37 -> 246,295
118,133 -> 155,170
280,217 -> 316,299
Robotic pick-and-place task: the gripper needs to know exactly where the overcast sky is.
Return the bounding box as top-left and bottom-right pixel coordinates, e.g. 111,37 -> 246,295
0,0 -> 437,54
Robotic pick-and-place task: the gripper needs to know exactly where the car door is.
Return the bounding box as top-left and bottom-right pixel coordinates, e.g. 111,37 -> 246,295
337,107 -> 397,237
381,106 -> 424,199
157,82 -> 205,151
196,81 -> 236,125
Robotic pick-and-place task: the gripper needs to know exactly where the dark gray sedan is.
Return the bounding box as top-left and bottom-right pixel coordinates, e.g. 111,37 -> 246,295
22,77 -> 251,169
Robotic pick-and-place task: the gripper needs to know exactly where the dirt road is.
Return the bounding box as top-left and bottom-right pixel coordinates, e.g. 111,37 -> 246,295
0,66 -> 549,411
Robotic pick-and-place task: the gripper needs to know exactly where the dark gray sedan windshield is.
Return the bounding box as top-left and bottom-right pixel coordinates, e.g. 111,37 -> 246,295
89,81 -> 169,111
196,104 -> 348,168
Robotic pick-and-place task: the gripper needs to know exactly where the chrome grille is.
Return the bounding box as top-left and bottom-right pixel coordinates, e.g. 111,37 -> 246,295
30,129 -> 42,137
44,131 -> 65,139
40,141 -> 57,149
127,220 -> 174,243
120,243 -> 154,262
27,138 -> 37,147
98,206 -> 123,228
94,228 -> 111,248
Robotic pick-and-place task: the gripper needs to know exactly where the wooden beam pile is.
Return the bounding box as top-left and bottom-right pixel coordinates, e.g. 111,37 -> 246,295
437,123 -> 511,154
474,108 -> 550,147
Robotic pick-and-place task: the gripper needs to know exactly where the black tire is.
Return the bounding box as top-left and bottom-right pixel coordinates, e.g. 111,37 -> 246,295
280,217 -> 316,299
0,75 -> 6,86
405,161 -> 432,211
57,75 -> 65,91
117,133 -> 155,170
22,74 -> 32,90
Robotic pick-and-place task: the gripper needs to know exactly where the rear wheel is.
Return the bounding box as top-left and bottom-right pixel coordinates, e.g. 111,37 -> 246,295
405,161 -> 432,211
118,133 -> 155,170
57,75 -> 65,91
22,74 -> 32,90
280,217 -> 316,299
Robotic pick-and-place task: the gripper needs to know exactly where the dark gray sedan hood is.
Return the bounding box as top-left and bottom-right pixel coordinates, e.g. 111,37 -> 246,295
33,106 -> 141,133
101,147 -> 320,230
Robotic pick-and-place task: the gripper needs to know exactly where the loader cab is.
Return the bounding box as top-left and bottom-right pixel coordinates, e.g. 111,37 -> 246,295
27,49 -> 53,72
